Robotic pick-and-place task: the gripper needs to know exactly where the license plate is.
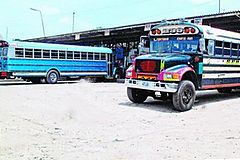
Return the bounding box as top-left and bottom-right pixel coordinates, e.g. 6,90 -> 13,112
141,81 -> 149,87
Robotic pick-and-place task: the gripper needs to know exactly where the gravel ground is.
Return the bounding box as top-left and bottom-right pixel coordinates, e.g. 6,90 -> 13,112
0,80 -> 240,160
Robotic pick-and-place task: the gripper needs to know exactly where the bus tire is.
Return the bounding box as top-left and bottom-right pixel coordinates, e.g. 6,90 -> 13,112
127,87 -> 148,103
217,88 -> 232,93
172,80 -> 196,112
46,70 -> 59,84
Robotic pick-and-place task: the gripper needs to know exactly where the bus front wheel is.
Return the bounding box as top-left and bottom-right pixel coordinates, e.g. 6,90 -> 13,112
46,70 -> 59,84
127,87 -> 148,103
172,80 -> 196,112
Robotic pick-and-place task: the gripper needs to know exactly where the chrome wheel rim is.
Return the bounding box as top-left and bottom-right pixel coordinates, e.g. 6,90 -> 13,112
50,73 -> 57,82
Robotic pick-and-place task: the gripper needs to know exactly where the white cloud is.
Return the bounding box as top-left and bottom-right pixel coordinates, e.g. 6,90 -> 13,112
39,5 -> 60,15
0,33 -> 3,40
59,16 -> 72,25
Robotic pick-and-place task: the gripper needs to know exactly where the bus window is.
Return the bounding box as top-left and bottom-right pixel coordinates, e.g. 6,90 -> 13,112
81,52 -> 87,60
67,51 -> 73,59
88,52 -> 93,60
51,50 -> 58,59
59,51 -> 66,59
74,51 -> 80,59
223,42 -> 230,57
95,53 -> 100,60
232,43 -> 238,57
15,48 -> 24,57
215,41 -> 223,56
101,53 -> 106,60
43,50 -> 50,58
25,49 -> 33,58
34,49 -> 42,58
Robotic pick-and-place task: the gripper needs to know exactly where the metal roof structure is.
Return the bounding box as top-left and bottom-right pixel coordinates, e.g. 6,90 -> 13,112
26,10 -> 240,48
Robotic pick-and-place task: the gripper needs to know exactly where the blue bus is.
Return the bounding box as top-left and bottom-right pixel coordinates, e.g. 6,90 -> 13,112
0,40 -> 114,83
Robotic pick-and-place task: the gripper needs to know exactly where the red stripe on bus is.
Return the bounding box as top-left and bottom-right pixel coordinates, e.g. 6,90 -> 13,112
202,83 -> 240,90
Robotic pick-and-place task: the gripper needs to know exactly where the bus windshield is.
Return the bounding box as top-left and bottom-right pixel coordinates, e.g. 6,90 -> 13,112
150,36 -> 199,54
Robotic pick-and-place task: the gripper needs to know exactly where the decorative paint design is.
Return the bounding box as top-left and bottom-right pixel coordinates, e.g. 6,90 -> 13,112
202,57 -> 240,88
159,64 -> 195,81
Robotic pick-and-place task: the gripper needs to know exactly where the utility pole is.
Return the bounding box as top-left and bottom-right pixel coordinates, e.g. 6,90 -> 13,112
218,0 -> 221,13
72,12 -> 75,32
30,8 -> 46,37
6,27 -> 8,40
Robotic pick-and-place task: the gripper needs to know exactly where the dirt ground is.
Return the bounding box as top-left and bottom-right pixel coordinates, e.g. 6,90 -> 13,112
0,80 -> 240,160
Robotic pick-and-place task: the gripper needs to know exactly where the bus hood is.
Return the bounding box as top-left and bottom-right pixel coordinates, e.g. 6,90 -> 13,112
135,53 -> 192,64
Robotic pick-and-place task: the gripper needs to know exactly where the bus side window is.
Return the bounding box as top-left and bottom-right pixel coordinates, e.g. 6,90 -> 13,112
25,49 -> 33,58
101,53 -> 106,60
81,52 -> 87,60
232,43 -> 238,57
34,49 -> 42,58
88,52 -> 93,60
215,41 -> 223,56
59,51 -> 66,59
95,53 -> 100,60
207,40 -> 215,56
43,50 -> 50,58
51,50 -> 58,59
67,51 -> 73,59
15,48 -> 24,57
74,51 -> 80,59
223,42 -> 230,57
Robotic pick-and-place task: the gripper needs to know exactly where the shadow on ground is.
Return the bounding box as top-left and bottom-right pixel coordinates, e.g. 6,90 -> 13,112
0,80 -> 79,86
120,90 -> 240,113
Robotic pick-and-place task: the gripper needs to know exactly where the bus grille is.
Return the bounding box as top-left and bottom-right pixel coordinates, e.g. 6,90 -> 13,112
135,60 -> 160,73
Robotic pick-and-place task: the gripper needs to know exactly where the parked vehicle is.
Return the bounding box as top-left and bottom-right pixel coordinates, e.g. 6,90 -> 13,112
125,21 -> 240,111
0,40 -> 117,83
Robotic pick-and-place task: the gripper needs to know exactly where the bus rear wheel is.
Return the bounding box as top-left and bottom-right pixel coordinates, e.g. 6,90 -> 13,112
172,80 -> 196,112
46,70 -> 59,84
127,87 -> 148,103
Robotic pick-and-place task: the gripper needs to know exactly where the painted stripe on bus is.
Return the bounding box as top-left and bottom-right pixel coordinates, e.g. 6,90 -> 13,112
202,83 -> 240,90
203,66 -> 240,72
12,72 -> 108,77
202,73 -> 240,79
203,58 -> 240,66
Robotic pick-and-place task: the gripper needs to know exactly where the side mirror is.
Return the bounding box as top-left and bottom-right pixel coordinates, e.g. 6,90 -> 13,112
208,40 -> 215,55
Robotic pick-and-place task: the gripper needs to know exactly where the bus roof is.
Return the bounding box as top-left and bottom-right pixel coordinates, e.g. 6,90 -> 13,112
7,40 -> 112,54
152,21 -> 240,43
200,25 -> 240,43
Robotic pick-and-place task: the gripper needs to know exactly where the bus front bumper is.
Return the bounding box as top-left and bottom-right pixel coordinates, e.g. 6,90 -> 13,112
125,79 -> 178,93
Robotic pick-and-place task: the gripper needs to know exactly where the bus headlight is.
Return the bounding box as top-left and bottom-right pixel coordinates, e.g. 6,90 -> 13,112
165,73 -> 172,79
126,71 -> 132,77
164,73 -> 180,80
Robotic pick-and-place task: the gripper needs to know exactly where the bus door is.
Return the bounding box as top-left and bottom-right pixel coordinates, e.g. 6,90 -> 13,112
0,47 -> 8,77
107,53 -> 113,77
0,41 -> 9,73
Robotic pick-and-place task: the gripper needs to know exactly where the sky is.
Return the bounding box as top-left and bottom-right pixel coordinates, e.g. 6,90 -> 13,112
0,0 -> 239,40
